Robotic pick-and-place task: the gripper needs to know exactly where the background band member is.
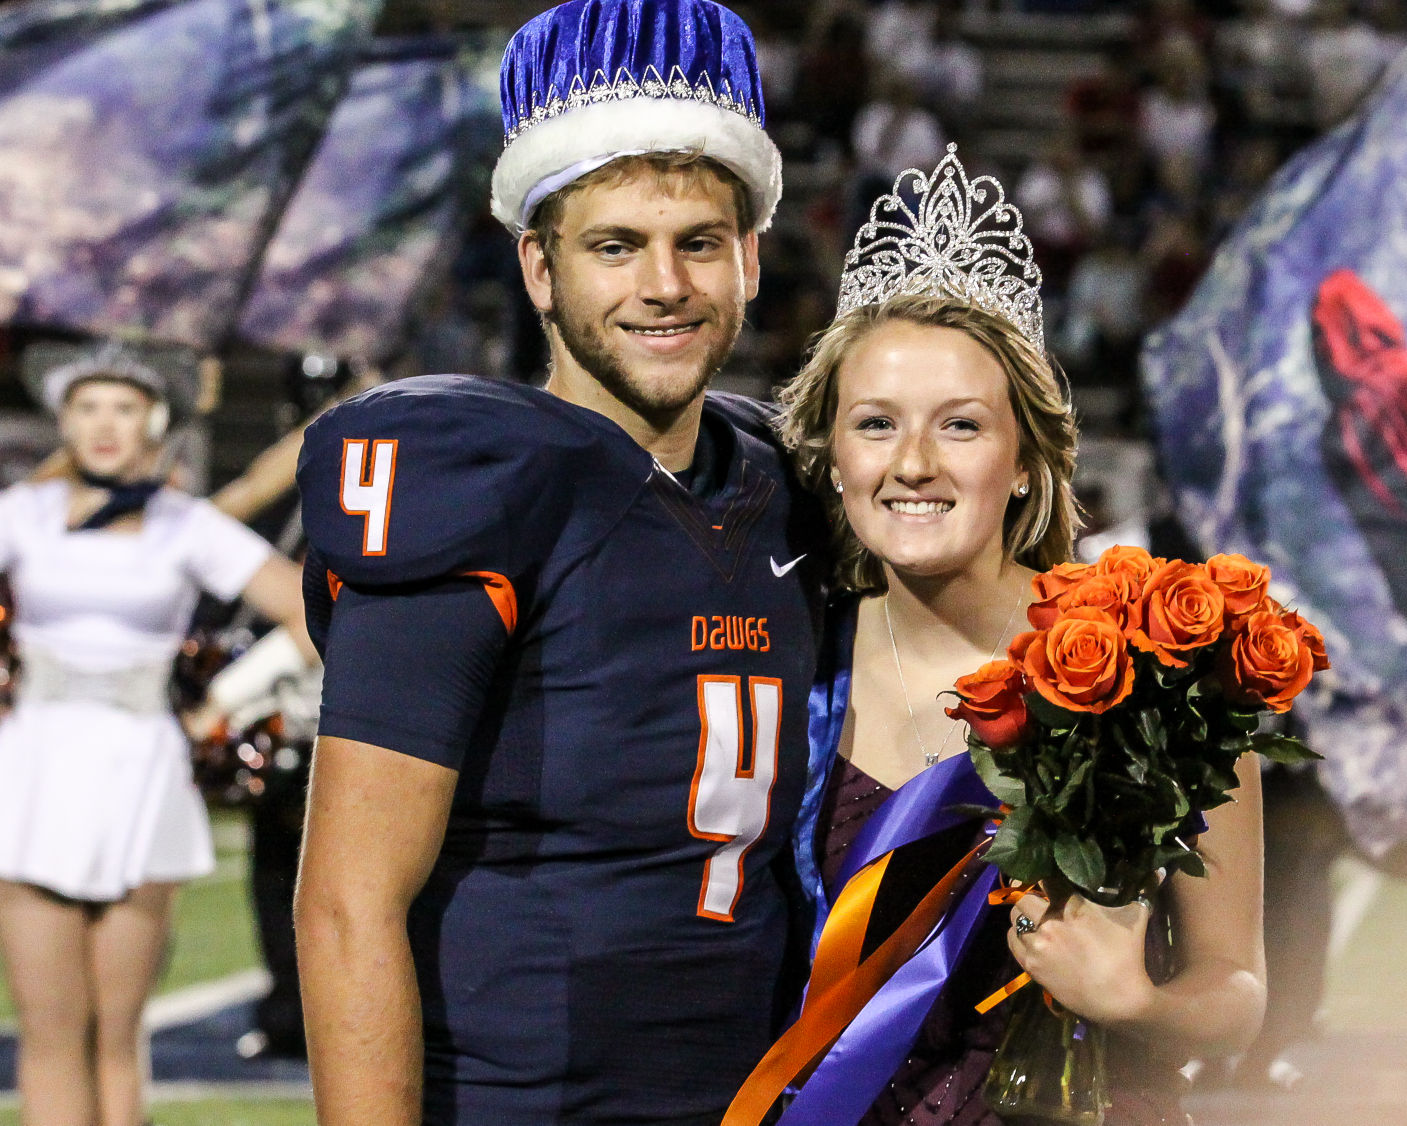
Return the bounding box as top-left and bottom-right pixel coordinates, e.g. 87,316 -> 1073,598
0,348 -> 317,1126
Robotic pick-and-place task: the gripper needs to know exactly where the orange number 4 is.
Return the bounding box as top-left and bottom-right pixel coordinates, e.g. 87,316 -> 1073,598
689,675 -> 782,922
340,438 -> 398,556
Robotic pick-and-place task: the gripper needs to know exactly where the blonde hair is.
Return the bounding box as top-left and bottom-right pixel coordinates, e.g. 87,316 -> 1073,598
778,294 -> 1080,592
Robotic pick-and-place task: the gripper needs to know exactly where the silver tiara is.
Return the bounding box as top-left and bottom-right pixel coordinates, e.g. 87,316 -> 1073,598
505,64 -> 760,145
836,144 -> 1044,351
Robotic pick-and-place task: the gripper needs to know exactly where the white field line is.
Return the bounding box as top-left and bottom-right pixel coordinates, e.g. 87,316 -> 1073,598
0,1079 -> 312,1109
1329,854 -> 1385,960
143,967 -> 272,1031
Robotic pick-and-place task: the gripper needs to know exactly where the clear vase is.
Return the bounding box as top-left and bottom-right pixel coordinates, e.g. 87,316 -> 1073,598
983,985 -> 1109,1124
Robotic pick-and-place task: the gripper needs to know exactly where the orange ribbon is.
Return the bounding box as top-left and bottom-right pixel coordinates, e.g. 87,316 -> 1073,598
974,880 -> 1051,1014
722,838 -> 992,1126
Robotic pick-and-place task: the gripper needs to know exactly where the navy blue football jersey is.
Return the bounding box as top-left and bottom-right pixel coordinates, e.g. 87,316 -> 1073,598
298,376 -> 826,1125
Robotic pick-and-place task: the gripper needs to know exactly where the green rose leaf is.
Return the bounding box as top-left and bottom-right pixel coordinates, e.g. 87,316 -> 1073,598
969,745 -> 1026,806
1054,833 -> 1106,893
985,806 -> 1054,884
1135,708 -> 1167,754
1249,733 -> 1324,764
1052,758 -> 1093,816
1024,690 -> 1082,731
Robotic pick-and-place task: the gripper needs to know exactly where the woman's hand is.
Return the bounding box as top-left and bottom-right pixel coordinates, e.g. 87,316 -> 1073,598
1007,891 -> 1157,1027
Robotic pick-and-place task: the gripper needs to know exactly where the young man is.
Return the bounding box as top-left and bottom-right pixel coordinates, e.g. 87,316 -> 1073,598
293,2 -> 825,1123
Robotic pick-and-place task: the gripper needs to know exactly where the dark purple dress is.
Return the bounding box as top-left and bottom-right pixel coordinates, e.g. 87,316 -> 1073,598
816,758 -> 1193,1126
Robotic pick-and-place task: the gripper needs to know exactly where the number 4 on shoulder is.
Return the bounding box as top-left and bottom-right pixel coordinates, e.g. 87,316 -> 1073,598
689,675 -> 782,922
340,438 -> 398,555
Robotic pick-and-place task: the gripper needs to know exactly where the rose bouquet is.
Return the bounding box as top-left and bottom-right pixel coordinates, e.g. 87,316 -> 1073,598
946,545 -> 1328,1123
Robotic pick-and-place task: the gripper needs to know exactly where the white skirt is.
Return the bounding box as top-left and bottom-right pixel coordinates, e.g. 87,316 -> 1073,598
0,700 -> 214,901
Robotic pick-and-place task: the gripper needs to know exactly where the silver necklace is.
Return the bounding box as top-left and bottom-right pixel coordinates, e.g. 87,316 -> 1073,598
884,587 -> 1027,767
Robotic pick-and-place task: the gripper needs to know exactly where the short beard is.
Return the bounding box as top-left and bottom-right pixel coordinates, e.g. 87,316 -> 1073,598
547,275 -> 743,427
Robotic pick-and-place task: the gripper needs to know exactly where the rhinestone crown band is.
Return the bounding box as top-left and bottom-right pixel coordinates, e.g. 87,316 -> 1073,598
505,64 -> 760,145
837,144 -> 1045,351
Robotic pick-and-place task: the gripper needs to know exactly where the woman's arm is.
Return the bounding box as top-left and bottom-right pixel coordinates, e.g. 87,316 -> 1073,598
1008,753 -> 1266,1060
236,554 -> 319,663
211,368 -> 383,524
208,423 -> 310,524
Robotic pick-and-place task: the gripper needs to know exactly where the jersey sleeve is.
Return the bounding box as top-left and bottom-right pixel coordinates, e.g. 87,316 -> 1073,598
181,497 -> 275,601
297,375 -> 639,593
316,574 -> 509,769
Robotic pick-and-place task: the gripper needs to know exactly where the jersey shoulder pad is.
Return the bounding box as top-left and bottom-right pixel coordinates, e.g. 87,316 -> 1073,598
703,390 -> 782,447
704,390 -> 798,485
297,375 -> 651,585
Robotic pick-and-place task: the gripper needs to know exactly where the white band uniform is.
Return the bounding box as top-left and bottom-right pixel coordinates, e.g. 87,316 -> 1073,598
17,646 -> 170,713
0,481 -> 273,901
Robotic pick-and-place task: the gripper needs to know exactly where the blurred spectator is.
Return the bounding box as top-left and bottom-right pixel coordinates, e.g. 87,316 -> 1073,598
865,0 -> 935,67
1207,132 -> 1284,239
739,4 -> 800,122
1058,220 -> 1149,388
1301,0 -> 1398,128
1214,0 -> 1313,129
794,8 -> 871,160
1015,131 -> 1113,295
1142,208 -> 1211,326
1268,0 -> 1318,17
914,9 -> 986,145
1132,0 -> 1215,63
1139,32 -> 1218,175
1066,54 -> 1143,161
851,75 -> 946,182
413,280 -> 482,377
849,73 -> 946,236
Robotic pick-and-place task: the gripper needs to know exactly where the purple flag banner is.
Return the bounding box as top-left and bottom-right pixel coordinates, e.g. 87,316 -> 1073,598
1140,50 -> 1407,857
236,35 -> 501,363
0,0 -> 380,348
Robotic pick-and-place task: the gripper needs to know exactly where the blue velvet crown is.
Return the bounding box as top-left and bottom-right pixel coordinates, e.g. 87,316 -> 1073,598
500,0 -> 766,141
490,0 -> 782,232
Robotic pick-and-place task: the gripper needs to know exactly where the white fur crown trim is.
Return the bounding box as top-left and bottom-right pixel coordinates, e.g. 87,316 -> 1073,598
490,96 -> 782,232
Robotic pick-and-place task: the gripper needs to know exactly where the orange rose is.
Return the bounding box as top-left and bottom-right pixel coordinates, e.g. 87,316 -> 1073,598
1222,608 -> 1315,712
1058,572 -> 1144,633
1206,553 -> 1271,618
1015,607 -> 1135,714
946,660 -> 1033,750
1095,544 -> 1161,587
1279,608 -> 1331,672
1028,561 -> 1095,629
1130,560 -> 1226,668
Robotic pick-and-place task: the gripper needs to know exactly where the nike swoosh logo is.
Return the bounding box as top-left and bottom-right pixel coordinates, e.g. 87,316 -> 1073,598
770,554 -> 807,578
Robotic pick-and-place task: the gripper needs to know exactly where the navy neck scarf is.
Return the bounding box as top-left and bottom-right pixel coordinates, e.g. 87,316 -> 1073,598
71,468 -> 163,531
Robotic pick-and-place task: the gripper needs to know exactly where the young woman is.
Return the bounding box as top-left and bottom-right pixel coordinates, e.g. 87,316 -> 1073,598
0,352 -> 316,1126
776,292 -> 1265,1125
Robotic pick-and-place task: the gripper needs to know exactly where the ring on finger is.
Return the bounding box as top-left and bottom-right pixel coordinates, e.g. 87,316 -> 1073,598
1014,913 -> 1038,937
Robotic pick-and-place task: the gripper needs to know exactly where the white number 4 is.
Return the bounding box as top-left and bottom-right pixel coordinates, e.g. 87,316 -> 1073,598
689,675 -> 782,922
340,438 -> 398,556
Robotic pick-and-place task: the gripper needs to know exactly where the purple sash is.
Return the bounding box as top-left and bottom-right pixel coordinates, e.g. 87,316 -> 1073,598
780,754 -> 1001,1125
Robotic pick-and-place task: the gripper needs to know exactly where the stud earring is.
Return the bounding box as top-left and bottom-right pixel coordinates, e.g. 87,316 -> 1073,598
834,479 -> 844,494
1015,482 -> 1029,497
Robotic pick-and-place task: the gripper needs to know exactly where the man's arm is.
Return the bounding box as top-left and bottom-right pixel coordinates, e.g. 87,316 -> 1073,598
295,735 -> 458,1126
